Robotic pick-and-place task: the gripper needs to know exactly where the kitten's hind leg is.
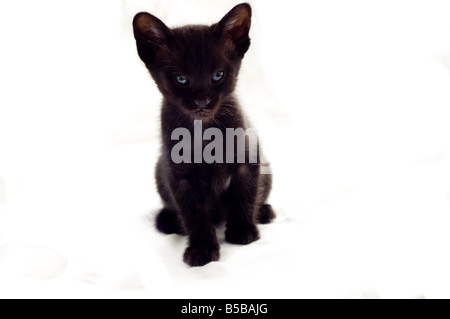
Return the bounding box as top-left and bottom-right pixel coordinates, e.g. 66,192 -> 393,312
255,169 -> 276,224
155,208 -> 184,235
257,204 -> 276,224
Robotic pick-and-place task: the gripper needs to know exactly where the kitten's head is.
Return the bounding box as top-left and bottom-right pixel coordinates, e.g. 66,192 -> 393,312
133,3 -> 251,120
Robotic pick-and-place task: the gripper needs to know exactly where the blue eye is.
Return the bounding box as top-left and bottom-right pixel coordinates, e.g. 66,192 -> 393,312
212,71 -> 224,83
175,75 -> 189,85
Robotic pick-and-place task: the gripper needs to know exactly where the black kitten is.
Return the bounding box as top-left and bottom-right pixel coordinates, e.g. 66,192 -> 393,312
133,3 -> 275,267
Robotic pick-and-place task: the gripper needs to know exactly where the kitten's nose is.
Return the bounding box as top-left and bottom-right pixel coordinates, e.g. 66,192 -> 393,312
194,99 -> 211,109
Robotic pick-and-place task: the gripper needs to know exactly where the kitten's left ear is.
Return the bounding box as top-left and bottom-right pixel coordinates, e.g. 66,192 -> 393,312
215,3 -> 252,57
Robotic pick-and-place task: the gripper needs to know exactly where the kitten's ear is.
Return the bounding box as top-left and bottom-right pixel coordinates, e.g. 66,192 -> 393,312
215,3 -> 252,57
133,12 -> 172,66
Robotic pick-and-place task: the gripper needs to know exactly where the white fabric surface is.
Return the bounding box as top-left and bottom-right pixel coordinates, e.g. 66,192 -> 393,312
1,0 -> 450,298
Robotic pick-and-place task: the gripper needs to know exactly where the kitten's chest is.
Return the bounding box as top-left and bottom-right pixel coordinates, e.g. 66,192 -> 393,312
198,164 -> 232,197
211,171 -> 232,197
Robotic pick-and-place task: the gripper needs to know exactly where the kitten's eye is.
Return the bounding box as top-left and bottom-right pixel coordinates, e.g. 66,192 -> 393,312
175,75 -> 189,85
212,71 -> 224,83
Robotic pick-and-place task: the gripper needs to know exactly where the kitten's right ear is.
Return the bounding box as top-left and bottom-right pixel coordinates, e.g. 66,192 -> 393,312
133,12 -> 172,66
215,3 -> 252,58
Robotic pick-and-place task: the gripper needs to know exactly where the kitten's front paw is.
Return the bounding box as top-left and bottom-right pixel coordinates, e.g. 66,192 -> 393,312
183,244 -> 220,267
225,224 -> 260,245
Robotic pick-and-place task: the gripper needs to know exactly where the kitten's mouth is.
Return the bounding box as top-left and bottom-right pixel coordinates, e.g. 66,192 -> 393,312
194,109 -> 213,119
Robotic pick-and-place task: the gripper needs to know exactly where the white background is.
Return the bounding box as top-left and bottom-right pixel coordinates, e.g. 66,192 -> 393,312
1,0 -> 450,298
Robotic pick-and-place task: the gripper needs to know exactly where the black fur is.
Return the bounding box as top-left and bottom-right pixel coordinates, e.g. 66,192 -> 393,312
133,3 -> 275,267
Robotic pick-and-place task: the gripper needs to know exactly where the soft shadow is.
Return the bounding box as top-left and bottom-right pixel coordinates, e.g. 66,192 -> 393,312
0,176 -> 6,206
